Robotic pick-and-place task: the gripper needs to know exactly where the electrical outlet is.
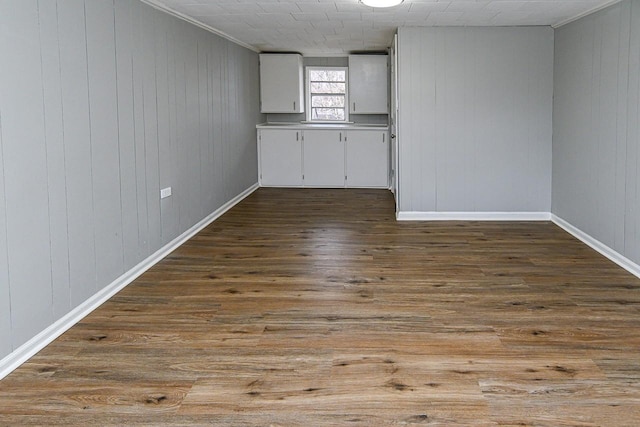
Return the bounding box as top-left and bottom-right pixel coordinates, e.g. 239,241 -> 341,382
160,187 -> 172,199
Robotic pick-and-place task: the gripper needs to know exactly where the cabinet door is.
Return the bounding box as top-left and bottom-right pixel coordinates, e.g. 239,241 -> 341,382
260,54 -> 304,113
303,130 -> 345,187
346,130 -> 389,188
259,129 -> 303,186
349,55 -> 388,114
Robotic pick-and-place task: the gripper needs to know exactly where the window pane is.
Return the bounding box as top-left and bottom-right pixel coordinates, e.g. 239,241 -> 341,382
309,70 -> 323,81
312,108 -> 345,121
326,70 -> 346,82
310,82 -> 346,94
311,95 -> 344,108
309,70 -> 345,82
308,67 -> 347,121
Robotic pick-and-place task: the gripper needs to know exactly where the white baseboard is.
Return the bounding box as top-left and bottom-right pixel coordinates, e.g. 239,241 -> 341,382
394,210 -> 640,279
0,183 -> 259,381
396,211 -> 552,221
551,214 -> 640,279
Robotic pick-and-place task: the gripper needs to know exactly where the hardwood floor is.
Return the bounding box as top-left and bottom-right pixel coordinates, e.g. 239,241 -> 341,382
1,188 -> 640,426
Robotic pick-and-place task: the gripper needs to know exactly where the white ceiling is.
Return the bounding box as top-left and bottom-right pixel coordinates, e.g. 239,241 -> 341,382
144,0 -> 620,55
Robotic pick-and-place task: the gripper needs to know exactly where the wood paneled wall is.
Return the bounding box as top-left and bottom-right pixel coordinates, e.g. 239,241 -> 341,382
0,0 -> 263,359
553,0 -> 640,266
396,27 -> 554,214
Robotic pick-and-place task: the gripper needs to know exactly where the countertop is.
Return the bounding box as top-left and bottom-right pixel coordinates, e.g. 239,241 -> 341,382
256,122 -> 389,130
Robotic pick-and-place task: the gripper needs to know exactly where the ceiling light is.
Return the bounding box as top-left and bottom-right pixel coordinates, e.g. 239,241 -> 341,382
360,0 -> 404,8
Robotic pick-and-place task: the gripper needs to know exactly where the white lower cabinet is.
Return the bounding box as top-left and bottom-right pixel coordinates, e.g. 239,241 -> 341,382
346,130 -> 389,188
258,127 -> 388,188
303,130 -> 345,187
258,129 -> 303,186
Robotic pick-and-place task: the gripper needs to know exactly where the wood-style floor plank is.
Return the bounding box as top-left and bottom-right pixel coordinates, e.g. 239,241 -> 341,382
1,188 -> 640,426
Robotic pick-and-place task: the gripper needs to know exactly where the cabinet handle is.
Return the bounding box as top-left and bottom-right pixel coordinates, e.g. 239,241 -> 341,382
353,102 -> 356,112
383,133 -> 385,142
296,132 -> 299,141
293,101 -> 296,111
339,132 -> 342,142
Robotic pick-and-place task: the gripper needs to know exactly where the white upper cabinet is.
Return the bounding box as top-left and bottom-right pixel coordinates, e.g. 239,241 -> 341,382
259,54 -> 304,113
348,55 -> 388,114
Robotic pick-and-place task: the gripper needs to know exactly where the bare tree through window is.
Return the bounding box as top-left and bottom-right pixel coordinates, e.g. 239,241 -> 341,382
308,68 -> 347,121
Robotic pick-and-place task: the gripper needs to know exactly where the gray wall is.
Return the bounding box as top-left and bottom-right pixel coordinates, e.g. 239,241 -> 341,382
553,0 -> 640,265
396,27 -> 554,213
0,0 -> 262,359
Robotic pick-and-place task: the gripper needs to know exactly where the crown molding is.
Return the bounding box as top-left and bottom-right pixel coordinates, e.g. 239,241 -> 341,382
553,0 -> 624,28
138,0 -> 260,53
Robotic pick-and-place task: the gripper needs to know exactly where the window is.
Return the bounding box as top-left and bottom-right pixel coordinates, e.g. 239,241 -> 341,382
306,67 -> 348,122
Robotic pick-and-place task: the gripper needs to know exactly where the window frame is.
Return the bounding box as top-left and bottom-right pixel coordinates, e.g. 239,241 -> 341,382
305,66 -> 349,123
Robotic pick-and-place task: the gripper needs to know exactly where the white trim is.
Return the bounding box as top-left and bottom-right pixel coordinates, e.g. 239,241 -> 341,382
394,210 -> 640,279
396,211 -> 552,221
0,184 -> 258,380
552,0 -> 624,28
551,214 -> 640,279
138,0 -> 259,53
